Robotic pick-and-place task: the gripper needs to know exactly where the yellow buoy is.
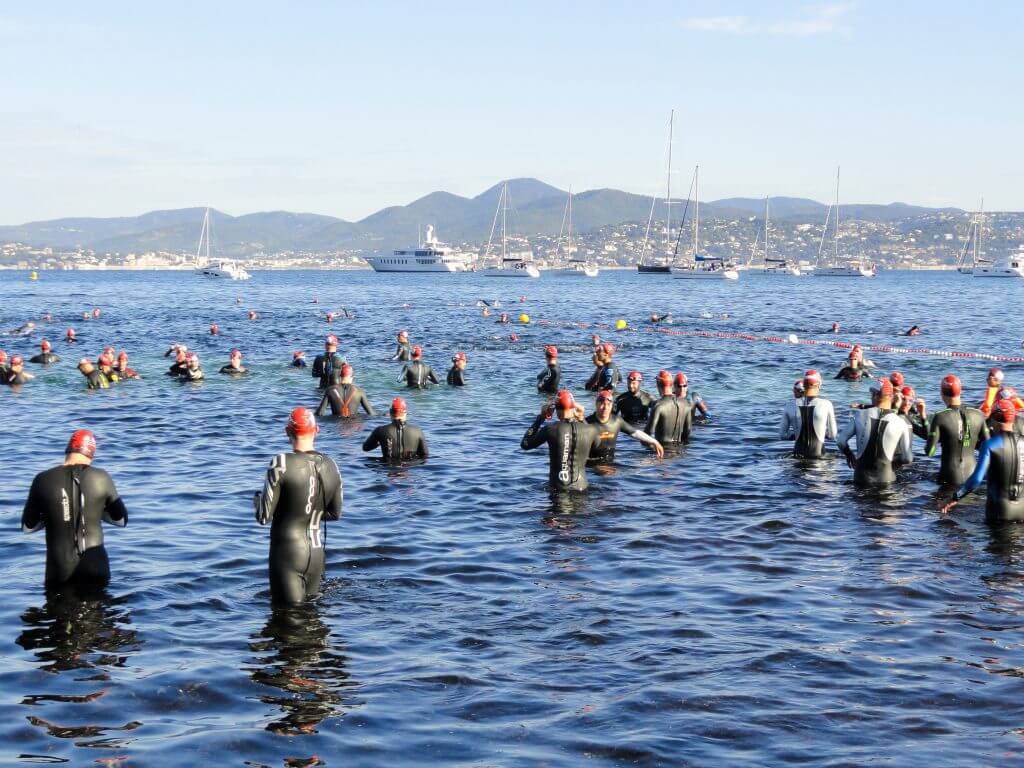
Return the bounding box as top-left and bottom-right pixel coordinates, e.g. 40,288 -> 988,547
615,319 -> 627,331
519,313 -> 530,324
30,271 -> 38,281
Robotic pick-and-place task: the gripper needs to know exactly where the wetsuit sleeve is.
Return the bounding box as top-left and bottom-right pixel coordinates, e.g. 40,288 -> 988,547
360,391 -> 375,416
977,418 -> 990,447
101,472 -> 127,527
825,402 -> 838,440
896,421 -> 913,466
958,437 -> 994,499
323,457 -> 343,521
644,407 -> 660,439
416,429 -> 429,459
780,405 -> 796,440
21,476 -> 45,533
427,366 -> 439,385
598,367 -> 613,389
521,415 -> 548,450
255,454 -> 287,524
397,365 -> 409,384
925,413 -> 940,457
311,357 -> 322,380
619,418 -> 639,437
362,427 -> 382,453
390,345 -> 400,361
314,390 -> 330,417
836,415 -> 856,455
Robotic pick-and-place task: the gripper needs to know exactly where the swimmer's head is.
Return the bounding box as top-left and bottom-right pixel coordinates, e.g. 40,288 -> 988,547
674,372 -> 688,394
186,352 -> 199,368
325,334 -> 338,350
92,308 -> 101,318
452,352 -> 467,367
0,351 -> 6,365
656,370 -> 673,394
65,429 -> 97,460
831,322 -> 840,332
545,345 -> 558,360
803,369 -> 822,394
293,350 -> 304,359
602,343 -> 615,358
993,398 -> 1017,426
40,339 -> 51,352
627,370 -> 642,392
210,324 -> 219,335
9,354 -> 23,369
870,378 -> 894,404
230,349 -> 242,361
556,389 -> 576,416
117,351 -> 128,364
596,389 -> 613,413
900,386 -> 916,407
941,375 -> 961,398
889,371 -> 905,388
340,363 -> 353,380
793,379 -> 806,398
390,397 -> 408,420
175,349 -> 187,363
98,352 -> 114,368
988,368 -> 1004,386
66,328 -> 76,339
398,330 -> 408,341
998,387 -> 1018,402
77,357 -> 94,374
412,345 -> 422,359
285,407 -> 319,440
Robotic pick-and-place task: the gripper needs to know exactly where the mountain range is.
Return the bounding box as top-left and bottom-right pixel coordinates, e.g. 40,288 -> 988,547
0,179 -> 966,257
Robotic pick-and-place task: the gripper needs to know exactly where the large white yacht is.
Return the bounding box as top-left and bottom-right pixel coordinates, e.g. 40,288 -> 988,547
973,246 -> 1024,278
364,226 -> 473,273
193,208 -> 251,280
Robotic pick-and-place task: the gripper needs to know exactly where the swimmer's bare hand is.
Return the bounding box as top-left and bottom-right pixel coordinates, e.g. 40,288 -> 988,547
653,441 -> 664,459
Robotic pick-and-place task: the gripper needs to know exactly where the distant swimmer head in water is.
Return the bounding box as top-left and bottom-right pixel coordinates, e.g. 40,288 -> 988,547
9,354 -> 24,370
82,311 -> 90,321
65,328 -> 76,341
831,322 -> 840,333
40,339 -> 51,352
92,308 -> 101,319
397,330 -> 408,342
0,350 -> 6,366
326,311 -> 335,322
499,312 -> 509,323
906,325 -> 920,336
210,323 -> 219,335
452,351 -> 467,368
248,310 -> 258,320
481,307 -> 490,317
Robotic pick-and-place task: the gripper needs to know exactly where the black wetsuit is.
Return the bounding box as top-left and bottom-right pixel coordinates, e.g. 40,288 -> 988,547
291,358 -> 308,368
5,370 -> 30,385
447,366 -> 466,386
316,383 -> 375,418
392,342 -> 412,362
586,413 -> 639,463
925,406 -> 990,486
645,395 -> 696,445
537,363 -> 560,394
838,408 -> 913,486
167,361 -> 186,377
399,361 -> 439,389
834,365 -> 869,381
21,464 -> 127,587
255,451 -> 343,605
362,421 -> 429,462
594,362 -> 621,391
958,433 -> 1024,523
219,364 -> 247,376
83,370 -> 109,390
520,416 -> 600,491
114,366 -> 139,380
615,390 -> 654,425
311,352 -> 345,389
29,352 -> 60,365
179,367 -> 204,382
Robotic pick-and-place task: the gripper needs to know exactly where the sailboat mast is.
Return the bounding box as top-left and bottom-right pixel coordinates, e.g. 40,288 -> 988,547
501,183 -> 508,261
977,197 -> 984,265
834,166 -> 840,262
764,196 -> 770,263
568,186 -> 573,253
693,165 -> 700,258
666,110 -> 674,249
206,208 -> 211,262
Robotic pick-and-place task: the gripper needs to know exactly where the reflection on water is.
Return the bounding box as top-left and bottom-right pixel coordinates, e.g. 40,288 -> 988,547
247,603 -> 361,736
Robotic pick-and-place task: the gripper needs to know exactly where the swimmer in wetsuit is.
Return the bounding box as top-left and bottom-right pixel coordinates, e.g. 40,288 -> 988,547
941,399 -> 1024,522
587,389 -> 663,463
21,430 -> 127,589
836,378 -> 913,486
312,335 -> 345,389
29,339 -> 60,365
316,364 -> 375,418
923,375 -> 989,486
520,389 -> 601,492
362,398 -> 429,461
291,350 -> 308,368
447,352 -> 467,386
178,353 -> 204,382
97,352 -> 120,384
834,349 -> 872,381
254,408 -> 342,605
113,351 -> 139,380
219,349 -> 247,375
780,370 -> 838,459
167,346 -> 188,376
986,387 -> 1024,436
673,372 -> 709,421
903,325 -> 921,337
65,328 -> 77,344
536,346 -> 560,394
391,330 -> 412,362
645,371 -> 699,445
895,385 -> 928,438
614,370 -> 654,425
398,346 -> 439,389
595,343 -> 622,392
979,369 -> 1024,419
0,350 -> 7,378
4,355 -> 32,385
77,358 -> 108,389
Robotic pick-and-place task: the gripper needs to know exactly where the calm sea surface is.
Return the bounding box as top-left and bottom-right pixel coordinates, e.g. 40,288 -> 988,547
1,269 -> 1023,767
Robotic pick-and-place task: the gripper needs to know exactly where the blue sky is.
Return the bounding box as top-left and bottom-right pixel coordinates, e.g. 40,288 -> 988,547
1,1 -> 1020,223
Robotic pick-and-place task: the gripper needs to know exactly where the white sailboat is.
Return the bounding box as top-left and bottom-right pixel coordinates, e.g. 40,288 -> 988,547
748,197 -> 801,276
549,188 -> 599,277
479,183 -> 541,278
364,225 -> 473,272
956,200 -> 991,275
813,167 -> 875,278
193,208 -> 251,280
637,110 -> 676,273
672,166 -> 740,280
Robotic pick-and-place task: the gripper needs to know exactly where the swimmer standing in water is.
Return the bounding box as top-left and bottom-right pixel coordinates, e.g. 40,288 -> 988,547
536,346 -> 560,394
398,346 -> 439,389
924,375 -> 989,486
780,370 -> 837,459
254,409 -> 342,605
520,390 -> 600,492
316,364 -> 375,418
29,340 -> 60,365
615,371 -> 654,425
587,389 -> 664,462
21,430 -> 127,590
362,398 -> 428,461
77,358 -> 109,389
837,379 -> 913,486
3,355 -> 32,385
219,349 -> 247,375
447,352 -> 467,386
391,330 -> 412,362
312,335 -> 344,389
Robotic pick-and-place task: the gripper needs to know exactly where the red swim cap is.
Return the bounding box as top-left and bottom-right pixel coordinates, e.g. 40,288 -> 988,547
118,350 -> 128,362
66,429 -> 97,459
210,324 -> 219,334
890,371 -> 905,387
230,349 -> 242,358
186,352 -> 198,364
804,369 -> 822,386
602,343 -> 615,355
998,387 -> 1018,401
98,352 -> 113,366
675,372 -> 688,387
656,370 -> 672,387
993,398 -> 1017,424
103,346 -> 114,357
285,407 -> 318,436
990,368 -> 1004,383
326,334 -> 338,346
293,350 -> 304,358
596,388 -> 613,402
10,354 -> 23,366
0,351 -> 6,363
556,390 -> 576,411
627,370 -> 642,381
901,386 -> 916,401
340,363 -> 353,377
871,379 -> 894,398
545,345 -> 558,358
391,397 -> 407,415
66,328 -> 76,338
412,345 -> 422,358
941,375 -> 961,396
453,352 -> 466,362
509,334 -> 518,342
40,339 -> 51,351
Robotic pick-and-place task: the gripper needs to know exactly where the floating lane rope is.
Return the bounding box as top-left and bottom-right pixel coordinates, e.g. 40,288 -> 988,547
532,319 -> 1024,363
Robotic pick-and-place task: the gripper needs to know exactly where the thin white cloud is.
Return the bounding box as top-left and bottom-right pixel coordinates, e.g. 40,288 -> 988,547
681,3 -> 852,37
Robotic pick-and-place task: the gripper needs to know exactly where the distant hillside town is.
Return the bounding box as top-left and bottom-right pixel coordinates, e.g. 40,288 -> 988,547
0,179 -> 1019,270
